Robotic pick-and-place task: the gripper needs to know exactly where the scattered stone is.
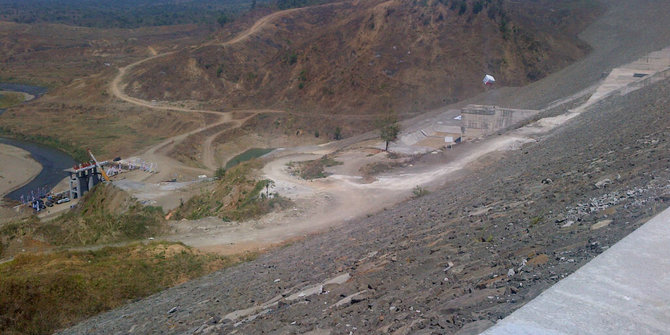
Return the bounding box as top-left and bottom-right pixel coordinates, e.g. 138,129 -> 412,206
591,219 -> 613,230
595,178 -> 612,188
324,273 -> 350,286
206,316 -> 220,325
517,259 -> 527,271
562,220 -> 575,228
287,284 -> 323,301
331,290 -> 368,308
455,320 -> 495,335
527,254 -> 549,266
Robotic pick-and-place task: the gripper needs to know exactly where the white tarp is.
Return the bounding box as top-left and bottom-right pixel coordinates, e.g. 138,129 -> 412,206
483,74 -> 496,85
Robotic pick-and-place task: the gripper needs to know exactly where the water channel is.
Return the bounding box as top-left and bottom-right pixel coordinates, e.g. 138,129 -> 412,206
0,83 -> 74,201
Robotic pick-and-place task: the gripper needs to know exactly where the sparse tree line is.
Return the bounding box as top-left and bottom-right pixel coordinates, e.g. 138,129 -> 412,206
0,0 -> 263,28
0,0 -> 343,28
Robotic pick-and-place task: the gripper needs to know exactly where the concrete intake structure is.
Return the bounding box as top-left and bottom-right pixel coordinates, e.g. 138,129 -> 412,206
66,163 -> 104,199
461,105 -> 538,138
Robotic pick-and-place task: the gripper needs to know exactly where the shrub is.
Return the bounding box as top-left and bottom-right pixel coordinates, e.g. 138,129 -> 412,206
412,186 -> 430,198
215,167 -> 226,179
334,127 -> 342,140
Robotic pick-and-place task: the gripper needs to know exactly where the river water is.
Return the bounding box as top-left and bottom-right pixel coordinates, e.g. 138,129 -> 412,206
0,138 -> 75,201
0,83 -> 70,201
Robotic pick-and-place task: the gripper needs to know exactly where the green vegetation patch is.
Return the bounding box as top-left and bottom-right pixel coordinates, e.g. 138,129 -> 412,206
412,186 -> 430,198
176,161 -> 291,221
0,184 -> 167,255
44,185 -> 166,246
287,155 -> 343,180
0,92 -> 25,109
225,148 -> 274,169
0,242 -> 256,335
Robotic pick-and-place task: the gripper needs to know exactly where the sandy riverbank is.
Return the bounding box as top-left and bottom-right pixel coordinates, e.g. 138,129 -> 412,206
0,143 -> 42,198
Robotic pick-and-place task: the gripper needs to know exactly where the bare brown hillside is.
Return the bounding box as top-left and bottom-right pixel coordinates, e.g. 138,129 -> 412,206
124,0 -> 600,129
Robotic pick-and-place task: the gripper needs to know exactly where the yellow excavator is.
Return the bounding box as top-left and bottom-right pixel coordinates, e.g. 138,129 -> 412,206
88,149 -> 111,182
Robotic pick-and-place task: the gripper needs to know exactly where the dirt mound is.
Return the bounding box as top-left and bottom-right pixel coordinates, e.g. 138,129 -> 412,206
125,0 -> 599,131
173,160 -> 292,221
74,182 -> 135,215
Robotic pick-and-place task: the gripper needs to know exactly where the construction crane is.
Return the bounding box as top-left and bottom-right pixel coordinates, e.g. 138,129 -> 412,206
88,149 -> 111,182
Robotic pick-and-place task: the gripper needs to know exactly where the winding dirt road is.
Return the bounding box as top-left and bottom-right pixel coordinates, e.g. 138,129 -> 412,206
108,8 -> 301,178
106,2 -> 670,256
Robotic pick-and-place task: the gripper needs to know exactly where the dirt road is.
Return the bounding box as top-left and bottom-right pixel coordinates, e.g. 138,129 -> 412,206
106,1 -> 670,259
108,6 -> 318,180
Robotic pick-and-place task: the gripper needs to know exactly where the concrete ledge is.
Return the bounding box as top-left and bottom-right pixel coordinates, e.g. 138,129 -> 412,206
481,207 -> 670,335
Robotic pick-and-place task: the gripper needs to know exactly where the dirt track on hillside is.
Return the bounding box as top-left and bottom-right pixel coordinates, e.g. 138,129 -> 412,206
61,0 -> 670,333
65,60 -> 670,335
106,0 -> 670,258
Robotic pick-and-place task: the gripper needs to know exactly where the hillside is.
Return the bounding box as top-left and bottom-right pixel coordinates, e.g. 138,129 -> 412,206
63,58 -> 670,335
59,0 -> 670,333
123,0 -> 600,132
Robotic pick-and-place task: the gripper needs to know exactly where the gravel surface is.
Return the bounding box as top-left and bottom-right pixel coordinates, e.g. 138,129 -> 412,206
61,1 -> 670,334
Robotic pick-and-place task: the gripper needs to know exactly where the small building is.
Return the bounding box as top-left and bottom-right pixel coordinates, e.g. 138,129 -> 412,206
66,162 -> 105,199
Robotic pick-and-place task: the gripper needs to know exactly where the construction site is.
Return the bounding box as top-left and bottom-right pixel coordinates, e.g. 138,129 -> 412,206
2,0 -> 670,334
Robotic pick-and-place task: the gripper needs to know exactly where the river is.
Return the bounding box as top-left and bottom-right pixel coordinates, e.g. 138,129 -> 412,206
0,138 -> 75,201
0,82 -> 68,200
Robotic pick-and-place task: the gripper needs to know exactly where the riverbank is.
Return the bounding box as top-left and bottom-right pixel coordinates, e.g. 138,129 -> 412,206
0,143 -> 41,199
0,137 -> 75,202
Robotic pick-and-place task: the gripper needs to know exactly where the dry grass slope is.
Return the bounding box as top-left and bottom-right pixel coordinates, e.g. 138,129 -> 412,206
125,0 -> 601,134
0,242 -> 256,335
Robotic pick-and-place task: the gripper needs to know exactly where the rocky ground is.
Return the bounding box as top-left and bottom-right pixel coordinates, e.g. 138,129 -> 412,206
62,66 -> 670,334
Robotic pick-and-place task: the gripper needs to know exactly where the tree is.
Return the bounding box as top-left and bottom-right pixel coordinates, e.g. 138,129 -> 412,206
378,113 -> 400,151
334,127 -> 342,140
217,13 -> 229,27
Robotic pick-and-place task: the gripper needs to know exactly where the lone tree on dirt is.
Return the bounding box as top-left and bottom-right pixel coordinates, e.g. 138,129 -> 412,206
378,113 -> 400,151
